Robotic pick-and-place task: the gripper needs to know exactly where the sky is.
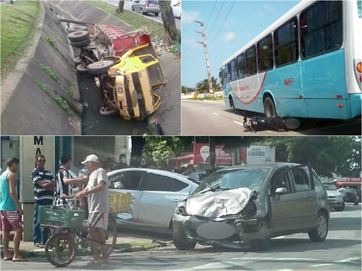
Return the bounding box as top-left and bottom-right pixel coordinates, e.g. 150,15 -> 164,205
182,0 -> 300,88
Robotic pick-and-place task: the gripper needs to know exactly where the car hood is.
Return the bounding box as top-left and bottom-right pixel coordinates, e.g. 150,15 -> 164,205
326,190 -> 343,197
185,187 -> 254,219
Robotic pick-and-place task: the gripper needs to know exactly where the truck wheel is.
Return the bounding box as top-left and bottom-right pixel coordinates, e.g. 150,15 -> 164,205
70,38 -> 90,48
172,223 -> 196,250
308,211 -> 328,242
68,25 -> 88,33
263,96 -> 277,117
68,31 -> 89,42
87,60 -> 115,75
74,56 -> 82,66
76,64 -> 89,75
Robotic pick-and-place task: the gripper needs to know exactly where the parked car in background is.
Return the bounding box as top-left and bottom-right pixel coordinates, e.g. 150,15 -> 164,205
108,168 -> 198,231
173,163 -> 329,251
132,0 -> 160,17
322,183 -> 345,211
171,0 -> 181,18
338,186 -> 360,205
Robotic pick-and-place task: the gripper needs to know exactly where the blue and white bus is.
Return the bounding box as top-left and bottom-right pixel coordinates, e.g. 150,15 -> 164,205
219,0 -> 362,120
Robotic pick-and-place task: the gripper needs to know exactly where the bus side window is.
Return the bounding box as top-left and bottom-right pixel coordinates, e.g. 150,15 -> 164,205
274,17 -> 298,67
257,34 -> 273,72
245,45 -> 257,77
300,1 -> 343,59
231,59 -> 237,81
237,53 -> 246,79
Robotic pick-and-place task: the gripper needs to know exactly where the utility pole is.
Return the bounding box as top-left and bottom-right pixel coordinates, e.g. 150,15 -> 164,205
194,20 -> 214,94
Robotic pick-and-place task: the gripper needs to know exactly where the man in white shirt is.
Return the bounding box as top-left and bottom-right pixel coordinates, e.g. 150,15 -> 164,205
75,154 -> 109,265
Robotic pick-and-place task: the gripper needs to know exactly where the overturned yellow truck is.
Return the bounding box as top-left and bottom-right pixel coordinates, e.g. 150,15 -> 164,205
67,22 -> 166,120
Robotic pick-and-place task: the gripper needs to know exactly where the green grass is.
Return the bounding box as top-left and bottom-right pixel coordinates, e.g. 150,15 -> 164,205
86,0 -> 167,42
0,0 -> 40,76
191,95 -> 224,101
36,80 -> 72,113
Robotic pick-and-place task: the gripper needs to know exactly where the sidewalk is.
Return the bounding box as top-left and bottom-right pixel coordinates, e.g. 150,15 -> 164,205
1,235 -> 171,258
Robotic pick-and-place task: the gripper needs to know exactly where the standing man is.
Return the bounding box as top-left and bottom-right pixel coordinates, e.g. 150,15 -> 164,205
32,154 -> 55,247
115,154 -> 128,170
0,158 -> 26,262
55,156 -> 73,206
75,154 -> 109,265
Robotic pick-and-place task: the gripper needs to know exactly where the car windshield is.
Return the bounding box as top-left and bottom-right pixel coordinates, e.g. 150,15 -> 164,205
193,168 -> 270,194
322,183 -> 336,190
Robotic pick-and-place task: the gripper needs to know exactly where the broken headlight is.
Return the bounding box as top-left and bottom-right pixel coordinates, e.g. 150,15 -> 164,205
241,200 -> 257,219
175,206 -> 187,216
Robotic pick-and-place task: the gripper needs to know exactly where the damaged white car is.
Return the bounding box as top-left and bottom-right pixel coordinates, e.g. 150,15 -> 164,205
172,163 -> 329,250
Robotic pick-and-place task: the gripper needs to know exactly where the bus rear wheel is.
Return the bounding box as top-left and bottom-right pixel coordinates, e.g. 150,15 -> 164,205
229,96 -> 236,111
264,96 -> 277,117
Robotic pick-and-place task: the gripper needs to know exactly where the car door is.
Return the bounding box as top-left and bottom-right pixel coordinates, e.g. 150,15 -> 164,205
269,167 -> 300,232
137,172 -> 191,227
108,170 -> 144,224
289,165 -> 317,228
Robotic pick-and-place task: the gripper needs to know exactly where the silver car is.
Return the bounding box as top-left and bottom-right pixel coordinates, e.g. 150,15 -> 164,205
173,163 -> 329,250
322,183 -> 345,211
132,0 -> 160,17
108,168 -> 198,231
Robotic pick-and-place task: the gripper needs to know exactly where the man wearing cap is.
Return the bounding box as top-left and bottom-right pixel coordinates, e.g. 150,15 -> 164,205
75,154 -> 109,264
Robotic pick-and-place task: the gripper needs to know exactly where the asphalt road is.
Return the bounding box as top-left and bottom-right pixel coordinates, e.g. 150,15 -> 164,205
104,0 -> 181,29
3,204 -> 360,270
182,99 -> 362,136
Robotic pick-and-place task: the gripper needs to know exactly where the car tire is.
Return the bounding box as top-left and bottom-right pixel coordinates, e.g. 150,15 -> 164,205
68,31 -> 89,42
263,96 -> 277,117
87,60 -> 115,75
131,6 -> 134,11
70,38 -> 91,48
308,211 -> 328,242
229,96 -> 235,112
249,219 -> 271,251
172,222 -> 196,250
155,13 -> 159,17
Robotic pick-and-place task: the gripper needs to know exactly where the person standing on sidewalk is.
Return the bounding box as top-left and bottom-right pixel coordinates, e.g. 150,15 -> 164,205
0,157 -> 26,262
75,154 -> 109,265
32,154 -> 55,247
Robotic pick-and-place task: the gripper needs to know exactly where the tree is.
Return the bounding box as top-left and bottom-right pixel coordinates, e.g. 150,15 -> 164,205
116,0 -> 124,13
195,77 -> 222,94
142,137 -> 182,168
159,0 -> 180,44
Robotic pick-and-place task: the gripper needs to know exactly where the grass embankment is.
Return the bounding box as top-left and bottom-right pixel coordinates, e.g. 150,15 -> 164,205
86,0 -> 167,41
190,94 -> 224,101
0,0 -> 40,76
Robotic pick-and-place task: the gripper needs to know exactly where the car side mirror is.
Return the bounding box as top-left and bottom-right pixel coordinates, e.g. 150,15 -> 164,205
275,187 -> 287,194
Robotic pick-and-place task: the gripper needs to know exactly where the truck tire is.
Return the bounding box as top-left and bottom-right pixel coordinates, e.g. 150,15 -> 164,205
68,25 -> 88,33
308,211 -> 328,242
172,222 -> 196,250
70,38 -> 91,48
87,60 -> 115,75
68,31 -> 89,42
76,64 -> 89,75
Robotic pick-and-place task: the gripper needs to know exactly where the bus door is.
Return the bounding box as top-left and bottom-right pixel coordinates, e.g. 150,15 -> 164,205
299,1 -> 349,119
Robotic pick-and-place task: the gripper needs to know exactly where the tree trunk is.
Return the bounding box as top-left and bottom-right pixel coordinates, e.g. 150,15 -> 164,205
159,0 -> 180,44
10,0 -> 14,4
209,137 -> 216,169
117,0 -> 124,13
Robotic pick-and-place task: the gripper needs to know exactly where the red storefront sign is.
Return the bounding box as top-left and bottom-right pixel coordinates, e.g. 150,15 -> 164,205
193,143 -> 232,165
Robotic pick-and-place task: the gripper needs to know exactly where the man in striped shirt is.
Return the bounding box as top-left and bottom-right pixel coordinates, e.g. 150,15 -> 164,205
32,154 -> 55,247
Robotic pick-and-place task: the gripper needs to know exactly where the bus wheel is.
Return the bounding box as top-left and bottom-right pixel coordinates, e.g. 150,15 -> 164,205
229,96 -> 235,111
264,96 -> 277,117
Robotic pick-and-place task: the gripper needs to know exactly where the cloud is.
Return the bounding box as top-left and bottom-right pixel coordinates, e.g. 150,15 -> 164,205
223,32 -> 236,43
182,10 -> 200,24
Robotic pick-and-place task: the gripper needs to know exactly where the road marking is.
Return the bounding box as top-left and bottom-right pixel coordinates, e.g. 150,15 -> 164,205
231,257 -> 316,261
273,235 -> 286,239
334,257 -> 361,263
312,263 -> 333,267
233,120 -> 244,127
212,112 -> 219,116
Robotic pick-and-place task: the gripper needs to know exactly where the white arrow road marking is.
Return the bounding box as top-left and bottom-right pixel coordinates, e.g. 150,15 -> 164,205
334,257 -> 361,263
233,120 -> 244,126
312,263 -> 334,267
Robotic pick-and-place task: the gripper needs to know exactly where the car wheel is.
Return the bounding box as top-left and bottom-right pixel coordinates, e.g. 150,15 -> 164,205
263,96 -> 277,117
155,13 -> 159,17
308,211 -> 328,242
172,222 -> 196,250
131,6 -> 134,11
70,38 -> 91,48
87,60 -> 115,75
249,219 -> 271,251
68,31 -> 89,42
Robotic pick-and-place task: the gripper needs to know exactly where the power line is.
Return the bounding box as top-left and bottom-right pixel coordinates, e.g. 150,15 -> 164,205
205,0 -> 226,38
